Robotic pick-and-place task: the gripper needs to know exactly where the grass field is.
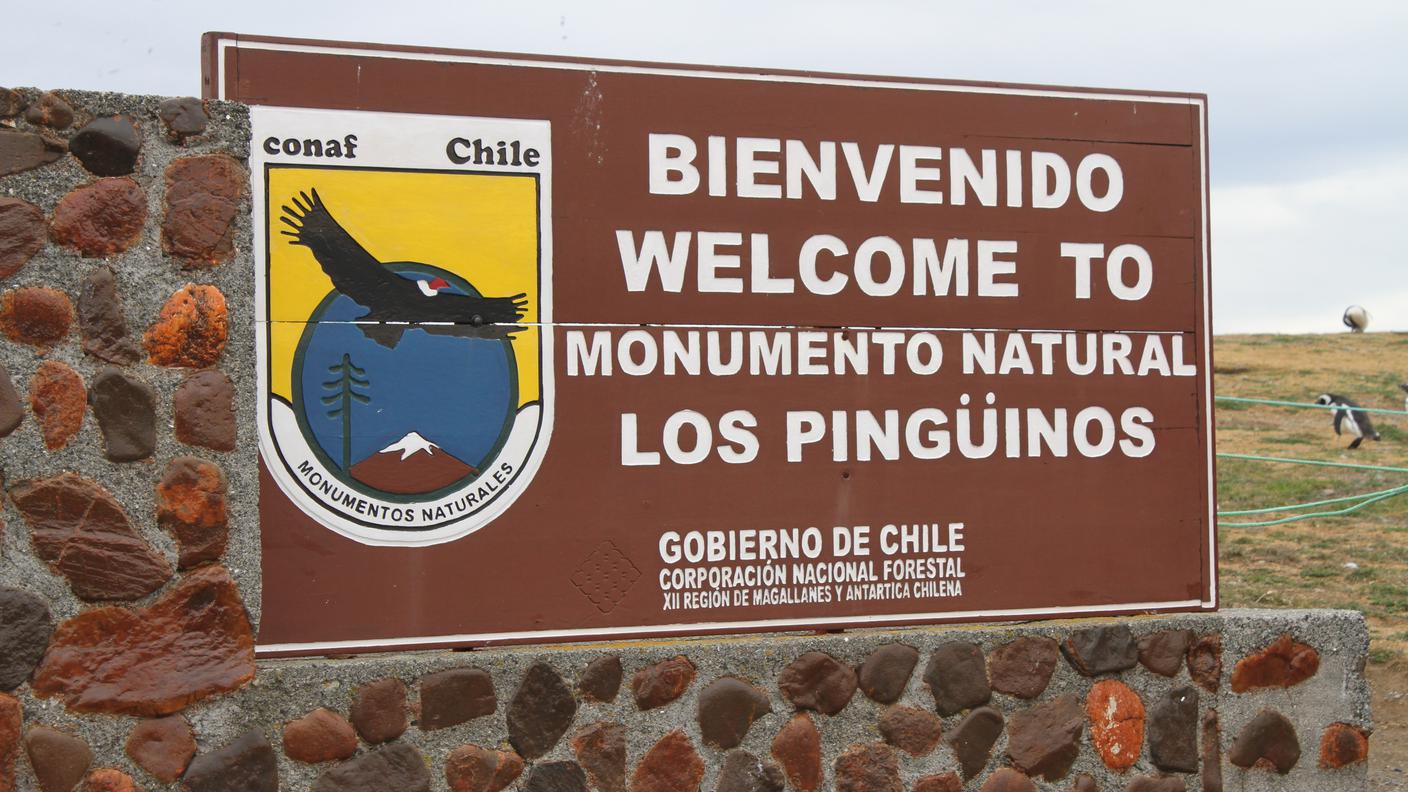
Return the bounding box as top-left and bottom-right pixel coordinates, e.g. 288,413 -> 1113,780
1216,333 -> 1408,655
1215,333 -> 1408,782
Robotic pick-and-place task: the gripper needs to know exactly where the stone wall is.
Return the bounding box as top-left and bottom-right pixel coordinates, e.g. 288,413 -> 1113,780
0,88 -> 1374,792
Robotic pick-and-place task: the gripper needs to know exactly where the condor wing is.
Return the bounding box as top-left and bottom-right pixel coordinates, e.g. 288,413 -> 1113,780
279,189 -> 403,304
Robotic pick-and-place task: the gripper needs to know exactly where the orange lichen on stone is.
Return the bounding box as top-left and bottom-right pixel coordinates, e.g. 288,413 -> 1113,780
1230,634 -> 1320,693
1318,722 -> 1369,769
0,287 -> 72,349
143,283 -> 228,367
156,457 -> 229,568
1086,679 -> 1145,770
28,361 -> 86,450
31,565 -> 255,716
49,177 -> 147,257
86,768 -> 141,792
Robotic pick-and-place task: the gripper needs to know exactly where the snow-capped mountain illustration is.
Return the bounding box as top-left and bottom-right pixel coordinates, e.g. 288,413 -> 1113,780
350,431 -> 478,495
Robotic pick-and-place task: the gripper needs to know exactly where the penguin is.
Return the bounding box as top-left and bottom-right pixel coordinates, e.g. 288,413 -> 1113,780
1400,383 -> 1408,413
1343,305 -> 1370,332
1315,393 -> 1380,449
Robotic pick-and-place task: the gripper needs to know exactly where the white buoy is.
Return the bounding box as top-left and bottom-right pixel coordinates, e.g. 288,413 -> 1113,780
1343,305 -> 1370,332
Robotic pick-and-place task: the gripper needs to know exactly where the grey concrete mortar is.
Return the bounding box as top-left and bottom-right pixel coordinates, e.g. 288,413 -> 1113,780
0,88 -> 261,630
8,608 -> 1371,791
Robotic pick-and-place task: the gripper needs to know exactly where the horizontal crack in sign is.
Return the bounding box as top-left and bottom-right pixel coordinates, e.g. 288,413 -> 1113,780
571,541 -> 641,614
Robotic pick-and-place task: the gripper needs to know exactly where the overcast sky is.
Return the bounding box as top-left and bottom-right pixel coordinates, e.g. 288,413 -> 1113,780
7,1 -> 1407,333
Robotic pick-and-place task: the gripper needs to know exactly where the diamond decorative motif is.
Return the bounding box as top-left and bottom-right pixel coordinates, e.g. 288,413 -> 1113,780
571,541 -> 641,613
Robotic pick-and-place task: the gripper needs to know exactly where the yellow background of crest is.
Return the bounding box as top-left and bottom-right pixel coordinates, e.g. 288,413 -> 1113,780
266,167 -> 540,408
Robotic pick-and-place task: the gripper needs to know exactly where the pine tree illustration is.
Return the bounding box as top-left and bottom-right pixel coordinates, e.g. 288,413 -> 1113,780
323,353 -> 371,471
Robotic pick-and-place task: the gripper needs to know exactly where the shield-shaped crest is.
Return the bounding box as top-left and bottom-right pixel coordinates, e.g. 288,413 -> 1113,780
253,107 -> 553,546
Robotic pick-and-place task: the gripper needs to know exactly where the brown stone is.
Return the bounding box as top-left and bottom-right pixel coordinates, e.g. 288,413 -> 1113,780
1228,709 -> 1299,774
24,93 -> 73,129
1122,776 -> 1185,792
70,116 -> 141,177
311,743 -> 428,792
420,667 -> 496,730
0,367 -> 21,437
833,743 -> 901,792
125,715 -> 195,783
508,663 -> 577,760
632,655 -> 696,710
770,713 -> 821,792
878,705 -> 942,757
1230,634 -> 1319,693
0,130 -> 64,176
0,88 -> 23,118
716,750 -> 784,792
283,708 -> 356,764
25,727 -> 91,792
571,722 -> 625,792
157,457 -> 229,568
1318,722 -> 1369,769
913,774 -> 963,792
1201,710 -> 1222,792
988,636 -> 1059,699
31,565 -> 253,715
1069,774 -> 1099,792
0,695 -> 21,792
524,761 -> 588,792
1007,693 -> 1082,780
578,654 -> 623,703
49,178 -> 147,257
144,284 -> 228,367
11,473 -> 170,601
1147,686 -> 1197,773
180,730 -> 276,792
158,98 -> 208,140
1,287 -> 71,349
78,266 -> 140,364
445,744 -> 524,792
1137,630 -> 1193,677
1086,679 -> 1144,771
631,730 -> 704,792
948,706 -> 1004,780
349,678 -> 407,744
1062,625 -> 1138,676
173,369 -> 236,451
89,368 -> 156,461
0,197 -> 45,279
698,677 -> 771,750
86,768 -> 140,792
162,155 -> 244,267
0,588 -> 52,691
1186,633 -> 1222,693
923,641 -> 991,716
29,361 -> 86,450
978,768 -> 1036,792
778,652 -> 857,715
856,644 -> 918,704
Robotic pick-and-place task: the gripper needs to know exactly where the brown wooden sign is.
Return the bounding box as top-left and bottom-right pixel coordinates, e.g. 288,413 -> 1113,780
205,33 -> 1215,656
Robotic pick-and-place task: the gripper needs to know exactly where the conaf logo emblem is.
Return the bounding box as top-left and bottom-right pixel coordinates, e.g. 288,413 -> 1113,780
253,110 -> 553,546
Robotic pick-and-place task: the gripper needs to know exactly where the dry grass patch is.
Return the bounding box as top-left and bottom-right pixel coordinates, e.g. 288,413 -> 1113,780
1216,333 -> 1408,661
